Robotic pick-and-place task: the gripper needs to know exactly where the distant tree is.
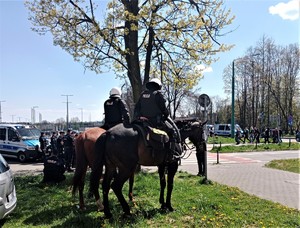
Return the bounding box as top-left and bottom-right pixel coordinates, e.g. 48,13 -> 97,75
178,91 -> 201,118
162,62 -> 204,118
55,117 -> 65,124
70,117 -> 80,123
223,36 -> 300,132
26,0 -> 234,106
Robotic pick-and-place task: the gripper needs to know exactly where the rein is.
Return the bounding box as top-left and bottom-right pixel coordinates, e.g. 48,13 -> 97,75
180,141 -> 196,160
177,120 -> 206,160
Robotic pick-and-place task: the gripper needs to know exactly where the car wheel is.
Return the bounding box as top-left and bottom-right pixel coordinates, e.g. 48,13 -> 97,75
18,152 -> 27,163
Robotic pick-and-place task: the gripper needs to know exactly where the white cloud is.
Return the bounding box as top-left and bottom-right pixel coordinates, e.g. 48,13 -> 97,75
269,0 -> 299,21
195,64 -> 213,73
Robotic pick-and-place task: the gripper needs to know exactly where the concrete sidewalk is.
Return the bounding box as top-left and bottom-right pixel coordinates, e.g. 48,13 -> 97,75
178,153 -> 300,210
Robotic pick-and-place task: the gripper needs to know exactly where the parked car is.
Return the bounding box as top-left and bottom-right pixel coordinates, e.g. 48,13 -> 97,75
0,124 -> 43,162
0,154 -> 17,219
213,124 -> 243,137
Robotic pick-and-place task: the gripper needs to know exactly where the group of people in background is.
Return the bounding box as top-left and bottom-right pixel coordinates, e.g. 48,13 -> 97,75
235,126 -> 283,145
40,129 -> 78,183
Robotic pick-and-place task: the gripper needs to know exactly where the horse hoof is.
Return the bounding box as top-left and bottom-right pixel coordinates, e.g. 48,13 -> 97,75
160,204 -> 167,210
167,206 -> 174,212
96,200 -> 104,212
104,212 -> 113,219
123,212 -> 131,219
166,204 -> 174,212
77,205 -> 86,211
97,206 -> 104,212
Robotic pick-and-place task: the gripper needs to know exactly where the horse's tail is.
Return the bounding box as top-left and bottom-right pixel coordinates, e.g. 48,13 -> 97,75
89,132 -> 107,201
72,132 -> 88,196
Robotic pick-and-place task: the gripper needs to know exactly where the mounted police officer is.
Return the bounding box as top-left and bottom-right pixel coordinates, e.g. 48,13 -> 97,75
134,78 -> 181,154
102,87 -> 130,130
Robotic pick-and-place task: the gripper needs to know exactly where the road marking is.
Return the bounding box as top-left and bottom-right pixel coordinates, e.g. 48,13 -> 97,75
181,152 -> 262,165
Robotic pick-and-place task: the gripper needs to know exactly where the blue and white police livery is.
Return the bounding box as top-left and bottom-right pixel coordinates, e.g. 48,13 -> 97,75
0,124 -> 42,162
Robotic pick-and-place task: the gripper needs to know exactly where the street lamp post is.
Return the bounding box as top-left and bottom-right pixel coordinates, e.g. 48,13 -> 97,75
62,94 -> 73,130
0,100 -> 6,123
231,60 -> 235,138
79,108 -> 83,123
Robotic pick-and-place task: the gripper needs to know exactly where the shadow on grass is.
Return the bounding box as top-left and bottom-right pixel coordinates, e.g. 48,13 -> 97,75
21,204 -> 106,227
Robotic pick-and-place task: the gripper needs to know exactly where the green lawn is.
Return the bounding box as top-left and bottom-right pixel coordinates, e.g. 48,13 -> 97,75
1,172 -> 299,227
265,158 -> 300,174
210,142 -> 299,153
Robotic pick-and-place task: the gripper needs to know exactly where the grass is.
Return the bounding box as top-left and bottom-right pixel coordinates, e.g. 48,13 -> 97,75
210,142 -> 300,153
207,136 -> 235,144
265,158 -> 300,174
1,171 -> 299,227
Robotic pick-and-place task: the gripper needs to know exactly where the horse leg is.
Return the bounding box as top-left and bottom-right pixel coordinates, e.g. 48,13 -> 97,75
128,172 -> 134,201
111,172 -> 131,216
90,163 -> 104,212
72,160 -> 88,210
165,162 -> 179,211
102,168 -> 114,218
158,164 -> 167,209
78,167 -> 87,210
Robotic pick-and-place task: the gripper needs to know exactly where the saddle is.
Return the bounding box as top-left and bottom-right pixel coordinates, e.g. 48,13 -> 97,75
133,120 -> 169,151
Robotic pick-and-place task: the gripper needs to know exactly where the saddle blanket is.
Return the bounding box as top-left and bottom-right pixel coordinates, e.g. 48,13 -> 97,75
147,127 -> 169,144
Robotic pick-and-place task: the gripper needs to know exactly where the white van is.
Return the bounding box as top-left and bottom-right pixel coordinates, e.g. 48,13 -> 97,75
0,124 -> 42,162
214,124 -> 243,137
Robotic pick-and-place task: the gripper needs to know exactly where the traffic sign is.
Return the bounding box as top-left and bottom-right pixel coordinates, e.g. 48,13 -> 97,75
198,94 -> 211,107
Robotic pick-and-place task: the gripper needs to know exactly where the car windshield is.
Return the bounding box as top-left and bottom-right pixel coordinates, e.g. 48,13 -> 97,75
0,154 -> 9,173
16,128 -> 40,140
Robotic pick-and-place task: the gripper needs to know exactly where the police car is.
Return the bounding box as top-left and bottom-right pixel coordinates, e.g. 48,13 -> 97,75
0,124 -> 42,162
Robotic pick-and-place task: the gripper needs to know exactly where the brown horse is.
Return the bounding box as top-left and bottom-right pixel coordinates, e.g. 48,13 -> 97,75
90,119 -> 206,218
72,127 -> 106,210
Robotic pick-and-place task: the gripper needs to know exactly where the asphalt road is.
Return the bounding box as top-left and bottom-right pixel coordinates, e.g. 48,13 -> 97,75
7,147 -> 299,175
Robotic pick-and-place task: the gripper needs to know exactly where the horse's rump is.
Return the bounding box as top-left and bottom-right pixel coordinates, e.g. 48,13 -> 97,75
74,127 -> 106,169
73,127 -> 106,209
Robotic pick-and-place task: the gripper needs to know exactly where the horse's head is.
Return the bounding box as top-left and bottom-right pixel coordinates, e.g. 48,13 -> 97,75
176,119 -> 207,151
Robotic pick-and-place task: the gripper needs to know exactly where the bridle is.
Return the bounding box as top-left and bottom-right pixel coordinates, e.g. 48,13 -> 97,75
178,120 -> 205,160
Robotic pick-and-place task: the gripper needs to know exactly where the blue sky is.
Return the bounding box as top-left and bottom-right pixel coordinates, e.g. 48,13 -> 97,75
0,0 -> 299,123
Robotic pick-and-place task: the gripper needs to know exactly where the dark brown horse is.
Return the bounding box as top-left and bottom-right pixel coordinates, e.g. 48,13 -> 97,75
72,127 -> 106,210
90,119 -> 206,218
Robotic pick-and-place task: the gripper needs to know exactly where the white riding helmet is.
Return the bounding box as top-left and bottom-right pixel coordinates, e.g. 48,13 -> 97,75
146,78 -> 162,89
109,87 -> 122,97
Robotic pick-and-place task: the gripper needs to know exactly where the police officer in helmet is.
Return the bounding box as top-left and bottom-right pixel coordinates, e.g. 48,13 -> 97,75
134,78 -> 181,152
102,87 -> 130,130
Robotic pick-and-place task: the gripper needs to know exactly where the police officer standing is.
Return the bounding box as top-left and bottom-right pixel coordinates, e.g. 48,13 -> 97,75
63,130 -> 74,172
102,87 -> 130,130
134,78 -> 181,153
50,131 -> 58,155
39,132 -> 47,154
56,131 -> 65,157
